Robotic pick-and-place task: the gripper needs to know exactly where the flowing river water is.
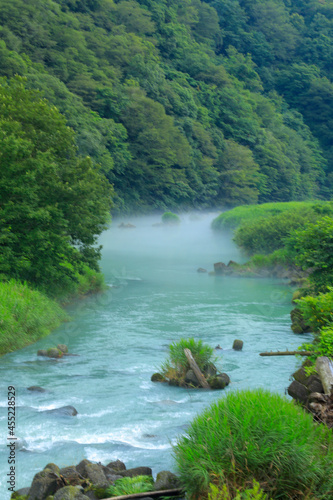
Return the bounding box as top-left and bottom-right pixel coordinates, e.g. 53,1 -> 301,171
0,213 -> 308,497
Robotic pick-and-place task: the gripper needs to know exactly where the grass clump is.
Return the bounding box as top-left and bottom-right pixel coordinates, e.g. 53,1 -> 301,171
160,338 -> 215,384
174,389 -> 333,499
0,279 -> 69,355
162,211 -> 181,225
106,476 -> 154,497
211,201 -> 333,231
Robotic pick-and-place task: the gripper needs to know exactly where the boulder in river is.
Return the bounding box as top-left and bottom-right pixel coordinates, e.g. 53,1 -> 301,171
47,347 -> 64,358
57,344 -> 69,354
185,369 -> 199,387
214,262 -> 228,275
151,372 -> 166,382
27,386 -> 47,393
44,405 -> 78,417
207,373 -> 230,390
37,349 -> 48,357
197,268 -> 207,273
27,468 -> 63,500
232,339 -> 243,351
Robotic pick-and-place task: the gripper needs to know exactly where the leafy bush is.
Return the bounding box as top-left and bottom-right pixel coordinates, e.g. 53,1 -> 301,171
299,326 -> 333,364
208,481 -> 268,500
162,212 -> 181,225
211,202 -> 331,230
295,288 -> 333,333
161,338 -> 215,381
174,389 -> 333,499
0,279 -> 69,355
106,476 -> 154,497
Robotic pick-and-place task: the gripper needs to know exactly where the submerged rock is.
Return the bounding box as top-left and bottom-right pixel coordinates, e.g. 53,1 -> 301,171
57,344 -> 69,354
151,373 -> 166,382
197,268 -> 207,273
232,339 -> 243,351
37,349 -> 48,357
44,406 -> 78,417
27,386 -> 47,393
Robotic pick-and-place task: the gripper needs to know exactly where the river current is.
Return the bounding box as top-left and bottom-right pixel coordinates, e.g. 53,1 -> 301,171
0,213 -> 307,497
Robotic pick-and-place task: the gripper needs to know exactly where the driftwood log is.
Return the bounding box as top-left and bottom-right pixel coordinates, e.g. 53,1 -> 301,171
184,348 -> 210,388
260,351 -> 311,356
104,488 -> 184,500
316,356 -> 333,395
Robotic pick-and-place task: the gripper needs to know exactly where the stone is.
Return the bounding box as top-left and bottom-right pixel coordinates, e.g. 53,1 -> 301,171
44,406 -> 78,417
59,467 -> 85,486
308,392 -> 328,404
47,348 -> 63,359
290,308 -> 311,334
154,471 -> 180,491
12,486 -> 30,496
232,339 -> 243,351
185,369 -> 199,387
84,463 -> 109,488
306,376 -> 324,394
287,380 -> 309,403
57,344 -> 69,354
27,386 -> 47,392
292,367 -> 309,385
207,374 -> 228,390
37,349 -> 48,357
197,268 -> 207,273
44,464 -> 61,475
28,469 -> 63,500
151,373 -> 165,382
204,362 -> 217,378
214,262 -> 227,275
53,486 -> 90,500
105,460 -> 126,472
76,460 -> 93,478
120,467 -> 153,478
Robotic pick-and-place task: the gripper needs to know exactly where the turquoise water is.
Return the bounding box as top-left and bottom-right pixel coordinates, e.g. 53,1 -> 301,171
0,213 -> 307,497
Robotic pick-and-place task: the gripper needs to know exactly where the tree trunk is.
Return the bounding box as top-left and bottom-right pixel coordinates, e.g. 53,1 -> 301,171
316,356 -> 333,395
259,351 -> 311,356
184,348 -> 210,388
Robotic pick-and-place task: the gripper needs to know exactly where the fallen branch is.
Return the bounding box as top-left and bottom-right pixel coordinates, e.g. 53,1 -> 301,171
103,488 -> 184,500
260,351 -> 312,357
316,356 -> 333,395
184,348 -> 210,388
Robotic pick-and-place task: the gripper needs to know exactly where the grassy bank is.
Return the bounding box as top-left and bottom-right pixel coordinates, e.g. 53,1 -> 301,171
0,279 -> 69,355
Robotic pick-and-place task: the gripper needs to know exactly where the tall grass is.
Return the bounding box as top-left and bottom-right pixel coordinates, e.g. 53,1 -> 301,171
106,476 -> 154,497
211,201 -> 333,230
0,279 -> 69,355
174,389 -> 333,499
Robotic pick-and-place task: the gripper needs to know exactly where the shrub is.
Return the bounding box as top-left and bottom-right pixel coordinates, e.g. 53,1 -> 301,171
208,481 -> 268,500
298,325 -> 333,365
162,211 -> 181,225
295,288 -> 333,333
161,338 -> 215,382
105,476 -> 154,497
174,389 -> 333,499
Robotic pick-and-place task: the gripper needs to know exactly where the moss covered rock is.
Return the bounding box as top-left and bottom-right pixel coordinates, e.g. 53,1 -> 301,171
53,486 -> 90,499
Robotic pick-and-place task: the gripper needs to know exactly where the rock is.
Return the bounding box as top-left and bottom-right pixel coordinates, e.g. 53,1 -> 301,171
151,373 -> 166,382
214,262 -> 227,275
232,339 -> 243,351
215,345 -> 223,350
37,349 -> 48,357
27,386 -> 47,393
53,486 -> 90,500
118,222 -> 136,229
207,373 -> 229,390
59,466 -> 85,486
287,380 -> 309,403
292,367 -> 309,385
12,486 -> 30,496
306,375 -> 324,394
120,467 -> 153,478
44,406 -> 78,417
47,348 -> 63,359
84,492 -> 99,500
105,460 -> 126,472
154,471 -> 180,491
185,369 -> 199,387
57,344 -> 69,354
204,362 -> 217,377
227,260 -> 238,267
76,460 -> 93,477
308,392 -> 328,404
44,464 -> 61,475
290,308 -> 311,334
197,268 -> 207,273
84,463 -> 109,488
28,469 -> 63,500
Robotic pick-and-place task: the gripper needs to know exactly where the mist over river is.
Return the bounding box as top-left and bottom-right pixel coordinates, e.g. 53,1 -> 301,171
0,213 -> 308,497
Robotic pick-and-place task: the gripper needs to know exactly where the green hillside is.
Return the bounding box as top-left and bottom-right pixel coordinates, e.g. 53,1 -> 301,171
0,0 -> 332,211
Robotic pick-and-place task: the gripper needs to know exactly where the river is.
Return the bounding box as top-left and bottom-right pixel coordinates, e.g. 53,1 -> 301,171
0,213 -> 306,497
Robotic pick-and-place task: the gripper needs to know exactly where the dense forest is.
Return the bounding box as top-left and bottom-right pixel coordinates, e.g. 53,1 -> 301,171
0,0 -> 332,212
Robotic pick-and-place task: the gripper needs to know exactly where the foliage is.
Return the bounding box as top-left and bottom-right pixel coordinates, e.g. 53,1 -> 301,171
0,279 -> 69,355
106,476 -> 154,497
0,76 -> 112,296
174,389 -> 333,500
211,201 -> 332,230
161,338 -> 215,381
289,216 -> 333,292
208,481 -> 268,500
298,326 -> 333,365
0,0 -> 330,211
295,288 -> 333,333
161,211 -> 181,225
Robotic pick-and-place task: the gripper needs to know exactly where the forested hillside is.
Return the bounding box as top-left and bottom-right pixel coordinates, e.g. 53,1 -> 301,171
0,0 -> 332,211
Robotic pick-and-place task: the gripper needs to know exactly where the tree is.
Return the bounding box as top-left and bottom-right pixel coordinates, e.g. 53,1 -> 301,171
0,77 -> 112,295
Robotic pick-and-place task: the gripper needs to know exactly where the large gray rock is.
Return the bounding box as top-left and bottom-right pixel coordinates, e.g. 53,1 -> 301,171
83,463 -> 109,488
214,262 -> 227,275
185,370 -> 199,387
76,460 -> 93,477
292,367 -> 309,385
120,467 -> 153,478
53,485 -> 90,500
28,469 -> 63,500
306,375 -> 324,394
44,406 -> 78,417
105,460 -> 126,472
13,487 -> 30,496
288,380 -> 309,403
59,466 -> 85,486
154,471 -> 180,491
44,463 -> 60,475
